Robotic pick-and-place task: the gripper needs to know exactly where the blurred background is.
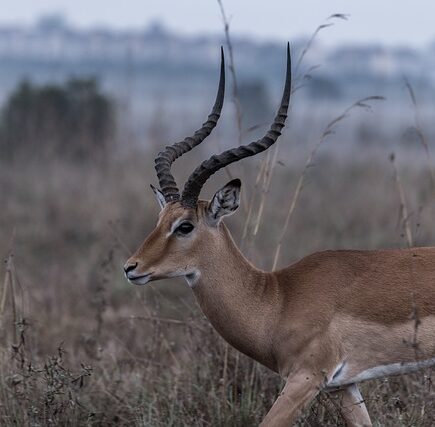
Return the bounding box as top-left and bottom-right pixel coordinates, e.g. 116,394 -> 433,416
1,1 -> 435,425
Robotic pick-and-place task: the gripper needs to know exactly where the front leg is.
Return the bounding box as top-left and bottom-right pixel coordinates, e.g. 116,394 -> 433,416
259,369 -> 323,427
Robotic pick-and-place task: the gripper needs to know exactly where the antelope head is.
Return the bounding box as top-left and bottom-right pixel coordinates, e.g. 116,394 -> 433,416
124,44 -> 291,287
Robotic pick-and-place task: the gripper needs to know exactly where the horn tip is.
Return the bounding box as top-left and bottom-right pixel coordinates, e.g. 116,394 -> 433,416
220,46 -> 225,65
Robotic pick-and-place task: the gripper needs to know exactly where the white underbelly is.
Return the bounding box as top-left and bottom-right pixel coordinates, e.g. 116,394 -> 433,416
327,357 -> 435,388
326,314 -> 435,388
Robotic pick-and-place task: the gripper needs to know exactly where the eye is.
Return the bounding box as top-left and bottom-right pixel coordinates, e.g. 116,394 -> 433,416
174,222 -> 194,235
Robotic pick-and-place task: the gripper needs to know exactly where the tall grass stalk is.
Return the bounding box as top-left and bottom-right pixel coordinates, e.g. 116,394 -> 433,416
272,96 -> 384,270
404,78 -> 435,194
242,14 -> 350,256
216,0 -> 250,211
390,152 -> 414,248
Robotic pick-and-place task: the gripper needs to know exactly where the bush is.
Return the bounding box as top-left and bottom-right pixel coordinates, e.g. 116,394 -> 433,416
0,78 -> 115,161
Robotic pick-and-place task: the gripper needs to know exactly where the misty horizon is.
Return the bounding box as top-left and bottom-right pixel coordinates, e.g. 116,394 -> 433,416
2,0 -> 435,48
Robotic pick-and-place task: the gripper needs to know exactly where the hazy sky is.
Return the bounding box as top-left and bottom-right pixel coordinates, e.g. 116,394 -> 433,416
2,0 -> 435,47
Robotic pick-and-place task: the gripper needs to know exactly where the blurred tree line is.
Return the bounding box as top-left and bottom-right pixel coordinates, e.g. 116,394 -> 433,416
0,78 -> 115,161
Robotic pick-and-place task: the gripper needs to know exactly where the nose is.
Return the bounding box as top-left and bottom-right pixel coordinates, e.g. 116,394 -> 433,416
124,261 -> 138,274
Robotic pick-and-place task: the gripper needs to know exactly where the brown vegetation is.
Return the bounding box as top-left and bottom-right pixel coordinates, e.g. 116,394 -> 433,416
1,128 -> 435,425
1,11 -> 435,424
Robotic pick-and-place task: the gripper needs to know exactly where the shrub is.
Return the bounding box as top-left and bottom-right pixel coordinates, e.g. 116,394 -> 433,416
0,78 -> 115,161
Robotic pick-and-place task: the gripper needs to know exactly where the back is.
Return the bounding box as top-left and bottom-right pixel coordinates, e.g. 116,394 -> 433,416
277,247 -> 435,324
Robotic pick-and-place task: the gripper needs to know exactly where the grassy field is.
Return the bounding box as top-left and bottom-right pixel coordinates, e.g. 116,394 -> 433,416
1,110 -> 435,427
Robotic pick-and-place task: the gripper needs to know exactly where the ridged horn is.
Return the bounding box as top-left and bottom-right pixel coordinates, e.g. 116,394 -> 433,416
154,47 -> 225,203
181,43 -> 291,208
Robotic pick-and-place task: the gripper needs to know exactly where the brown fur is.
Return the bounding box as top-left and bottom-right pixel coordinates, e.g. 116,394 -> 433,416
125,201 -> 435,426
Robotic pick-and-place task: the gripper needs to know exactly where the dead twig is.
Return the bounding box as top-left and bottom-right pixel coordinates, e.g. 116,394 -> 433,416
404,78 -> 435,194
294,14 -> 349,77
272,96 -> 384,270
216,0 -> 250,212
390,152 -> 414,248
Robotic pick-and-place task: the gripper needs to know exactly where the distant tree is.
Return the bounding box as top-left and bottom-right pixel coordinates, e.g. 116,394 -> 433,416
0,78 -> 115,161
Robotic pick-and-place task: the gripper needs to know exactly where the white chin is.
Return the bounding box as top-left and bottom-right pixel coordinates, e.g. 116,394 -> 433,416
129,276 -> 152,286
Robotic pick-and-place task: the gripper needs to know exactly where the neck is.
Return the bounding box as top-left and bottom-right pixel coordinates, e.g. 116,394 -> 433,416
190,223 -> 278,370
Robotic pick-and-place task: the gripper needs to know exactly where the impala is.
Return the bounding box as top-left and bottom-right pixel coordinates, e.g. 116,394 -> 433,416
124,44 -> 435,426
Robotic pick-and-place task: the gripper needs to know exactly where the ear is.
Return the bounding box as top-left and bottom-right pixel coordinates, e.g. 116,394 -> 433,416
206,179 -> 241,225
150,184 -> 166,210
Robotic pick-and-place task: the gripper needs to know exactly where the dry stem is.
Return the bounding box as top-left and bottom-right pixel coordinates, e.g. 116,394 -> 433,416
272,96 -> 384,270
390,152 -> 414,248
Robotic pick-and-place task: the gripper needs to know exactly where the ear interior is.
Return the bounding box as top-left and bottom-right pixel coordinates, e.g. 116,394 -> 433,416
207,179 -> 241,224
150,184 -> 166,210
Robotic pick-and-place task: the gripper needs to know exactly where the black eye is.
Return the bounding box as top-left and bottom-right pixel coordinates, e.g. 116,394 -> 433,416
175,222 -> 194,235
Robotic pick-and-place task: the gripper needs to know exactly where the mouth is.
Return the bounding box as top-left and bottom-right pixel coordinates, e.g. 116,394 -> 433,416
126,272 -> 153,286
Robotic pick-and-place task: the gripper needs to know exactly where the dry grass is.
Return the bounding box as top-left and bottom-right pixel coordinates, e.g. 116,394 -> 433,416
1,11 -> 435,423
1,135 -> 435,425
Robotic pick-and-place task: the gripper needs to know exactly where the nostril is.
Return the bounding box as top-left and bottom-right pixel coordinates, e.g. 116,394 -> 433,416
124,262 -> 138,274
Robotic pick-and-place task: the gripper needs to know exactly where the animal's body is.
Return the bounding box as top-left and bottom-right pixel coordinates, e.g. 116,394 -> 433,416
124,45 -> 435,426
